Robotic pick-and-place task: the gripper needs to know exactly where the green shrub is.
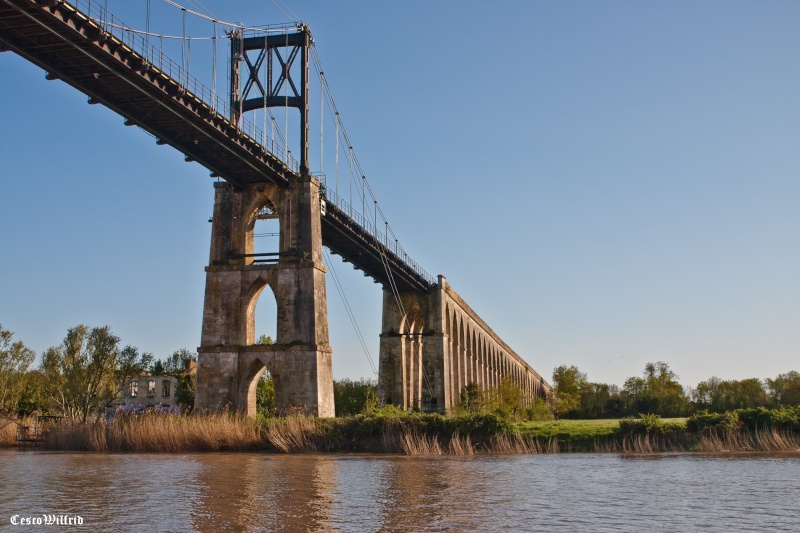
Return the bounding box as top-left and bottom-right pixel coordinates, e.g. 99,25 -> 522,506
687,406 -> 800,434
618,414 -> 685,436
446,413 -> 513,437
527,397 -> 555,421
737,406 -> 800,432
333,379 -> 378,416
686,410 -> 740,433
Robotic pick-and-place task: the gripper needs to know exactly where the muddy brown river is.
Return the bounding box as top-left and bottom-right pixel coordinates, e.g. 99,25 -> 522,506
1,450 -> 798,531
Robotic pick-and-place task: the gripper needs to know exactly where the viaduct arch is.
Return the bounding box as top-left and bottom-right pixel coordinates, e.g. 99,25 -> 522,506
379,276 -> 550,413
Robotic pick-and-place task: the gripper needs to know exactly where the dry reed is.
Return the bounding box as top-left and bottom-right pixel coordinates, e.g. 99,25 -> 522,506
399,430 -> 443,455
697,429 -> 800,453
262,416 -> 321,453
488,433 -> 559,454
0,418 -> 18,447
447,432 -> 474,455
39,414 -> 800,456
46,412 -> 262,452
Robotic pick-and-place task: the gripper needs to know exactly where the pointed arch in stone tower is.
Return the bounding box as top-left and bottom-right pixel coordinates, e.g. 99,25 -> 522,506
195,176 -> 334,417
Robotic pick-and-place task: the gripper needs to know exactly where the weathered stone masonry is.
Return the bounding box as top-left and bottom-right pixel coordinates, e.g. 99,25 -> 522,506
196,177 -> 335,417
379,276 -> 551,413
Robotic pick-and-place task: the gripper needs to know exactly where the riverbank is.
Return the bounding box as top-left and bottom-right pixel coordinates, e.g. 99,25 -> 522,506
14,410 -> 797,455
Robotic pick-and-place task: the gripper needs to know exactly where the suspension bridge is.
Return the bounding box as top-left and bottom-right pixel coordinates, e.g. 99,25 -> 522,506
0,0 -> 550,416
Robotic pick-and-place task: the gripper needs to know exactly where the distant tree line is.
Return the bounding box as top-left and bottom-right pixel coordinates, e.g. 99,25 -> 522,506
550,362 -> 800,419
5,323 -> 798,422
0,324 -> 196,421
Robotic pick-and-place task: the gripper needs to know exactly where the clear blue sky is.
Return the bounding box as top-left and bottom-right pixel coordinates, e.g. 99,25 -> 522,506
1,0 -> 798,390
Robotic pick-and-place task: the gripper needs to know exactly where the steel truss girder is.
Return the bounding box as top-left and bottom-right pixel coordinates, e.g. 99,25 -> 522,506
230,26 -> 310,174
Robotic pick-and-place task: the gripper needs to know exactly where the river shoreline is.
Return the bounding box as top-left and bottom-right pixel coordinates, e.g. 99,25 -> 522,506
4,412 -> 799,455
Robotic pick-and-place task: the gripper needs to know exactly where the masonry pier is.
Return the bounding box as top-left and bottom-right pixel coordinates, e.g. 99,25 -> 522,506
380,276 -> 550,413
196,178 -> 335,417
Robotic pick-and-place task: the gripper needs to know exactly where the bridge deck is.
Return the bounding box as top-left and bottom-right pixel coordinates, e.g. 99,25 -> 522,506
0,0 -> 434,292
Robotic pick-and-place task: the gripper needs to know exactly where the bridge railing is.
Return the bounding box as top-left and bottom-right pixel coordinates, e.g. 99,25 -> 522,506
317,175 -> 436,288
69,0 -> 300,173
64,0 -> 432,288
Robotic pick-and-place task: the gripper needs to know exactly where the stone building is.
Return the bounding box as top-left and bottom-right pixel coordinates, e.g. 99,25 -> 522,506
119,375 -> 179,409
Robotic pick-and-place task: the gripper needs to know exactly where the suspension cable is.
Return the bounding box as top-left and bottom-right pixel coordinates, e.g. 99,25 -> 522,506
145,0 -> 151,56
323,249 -> 378,376
181,8 -> 186,81
284,28 -> 289,164
335,113 -> 339,197
348,145 -> 353,210
161,0 -> 299,34
211,20 -> 216,102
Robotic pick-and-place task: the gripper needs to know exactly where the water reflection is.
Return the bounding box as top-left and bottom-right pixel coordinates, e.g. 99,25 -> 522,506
1,451 -> 799,532
188,454 -> 341,531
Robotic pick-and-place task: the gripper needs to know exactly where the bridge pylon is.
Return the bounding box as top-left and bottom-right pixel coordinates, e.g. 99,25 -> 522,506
196,176 -> 334,417
379,278 -> 451,414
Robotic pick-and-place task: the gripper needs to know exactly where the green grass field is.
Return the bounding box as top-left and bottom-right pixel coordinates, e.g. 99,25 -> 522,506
515,418 -> 688,443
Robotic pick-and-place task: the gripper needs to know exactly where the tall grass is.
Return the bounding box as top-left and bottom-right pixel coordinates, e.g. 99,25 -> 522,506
41,413 -> 560,455
0,416 -> 39,448
46,413 -> 262,452
697,429 -> 800,453
262,416 -> 321,453
38,414 -> 800,455
587,429 -> 800,454
0,418 -> 18,447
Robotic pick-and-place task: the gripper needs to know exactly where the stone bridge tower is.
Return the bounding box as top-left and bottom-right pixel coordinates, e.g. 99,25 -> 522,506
195,176 -> 334,417
196,24 -> 333,417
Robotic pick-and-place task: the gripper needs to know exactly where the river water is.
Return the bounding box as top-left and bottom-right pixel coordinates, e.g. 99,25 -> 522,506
1,450 -> 798,532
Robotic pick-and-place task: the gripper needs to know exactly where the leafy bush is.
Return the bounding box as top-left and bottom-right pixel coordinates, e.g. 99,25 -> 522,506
687,406 -> 800,434
618,414 -> 685,436
446,413 -> 513,437
453,379 -> 553,422
686,410 -> 740,433
333,379 -> 378,416
737,406 -> 800,432
527,397 -> 555,421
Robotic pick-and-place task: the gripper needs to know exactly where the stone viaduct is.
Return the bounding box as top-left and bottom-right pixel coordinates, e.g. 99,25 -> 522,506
195,177 -> 551,417
380,278 -> 550,413
0,0 -> 551,419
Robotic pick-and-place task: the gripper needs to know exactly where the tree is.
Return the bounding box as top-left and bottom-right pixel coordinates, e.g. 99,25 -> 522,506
766,371 -> 800,407
494,377 -> 526,418
111,345 -> 154,404
151,348 -> 196,376
41,325 -> 119,422
622,362 -> 689,417
691,376 -> 721,410
0,325 -> 36,415
256,370 -> 275,417
334,378 -> 378,416
546,390 -> 571,420
40,325 -> 150,422
175,373 -> 196,409
256,335 -> 274,346
550,365 -> 588,418
16,370 -> 50,416
149,349 -> 198,410
693,377 -> 769,412
580,383 -> 621,419
458,382 -> 483,414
